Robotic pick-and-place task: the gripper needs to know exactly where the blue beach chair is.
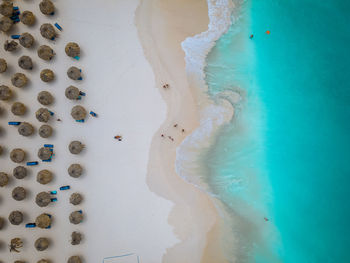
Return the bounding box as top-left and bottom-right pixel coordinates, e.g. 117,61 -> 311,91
54,23 -> 62,31
25,223 -> 36,228
11,35 -> 20,39
26,161 -> 39,166
8,122 -> 21,126
90,111 -> 97,117
60,185 -> 70,191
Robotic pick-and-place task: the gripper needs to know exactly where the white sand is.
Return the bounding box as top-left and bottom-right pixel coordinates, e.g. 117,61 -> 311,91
0,0 -> 178,262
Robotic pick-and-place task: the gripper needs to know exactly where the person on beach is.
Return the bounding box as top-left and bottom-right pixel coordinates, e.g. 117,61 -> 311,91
114,135 -> 122,141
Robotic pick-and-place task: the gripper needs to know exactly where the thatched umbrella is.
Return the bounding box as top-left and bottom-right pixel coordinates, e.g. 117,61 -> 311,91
8,211 -> 23,225
0,216 -> 4,230
69,141 -> 84,155
71,232 -> 82,245
13,166 -> 27,179
0,85 -> 12,100
19,32 -> 35,48
11,73 -> 28,88
35,213 -> 51,229
65,86 -> 80,100
69,211 -> 83,225
37,170 -> 53,185
18,56 -> 33,70
71,105 -> 86,120
21,10 -> 36,26
38,147 -> 52,161
0,16 -> 13,32
4,40 -> 18,51
68,256 -> 82,263
36,192 -> 51,207
68,163 -> 83,178
65,42 -> 80,58
40,69 -> 54,82
0,58 -> 7,73
18,122 -> 34,137
40,23 -> 56,40
38,45 -> 55,61
0,172 -> 9,187
39,124 -> 53,138
10,149 -> 26,163
39,0 -> 55,15
11,102 -> 27,116
37,91 -> 54,105
67,66 -> 82,80
70,193 -> 83,205
0,1 -> 13,16
12,186 -> 26,201
37,260 -> 51,263
36,108 -> 51,122
35,237 -> 50,251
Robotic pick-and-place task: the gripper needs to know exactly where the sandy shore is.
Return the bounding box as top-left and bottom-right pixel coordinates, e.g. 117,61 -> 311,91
136,1 -> 229,262
0,0 -> 177,262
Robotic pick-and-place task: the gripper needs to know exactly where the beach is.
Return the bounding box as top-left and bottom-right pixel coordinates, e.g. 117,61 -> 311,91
1,0 -> 229,262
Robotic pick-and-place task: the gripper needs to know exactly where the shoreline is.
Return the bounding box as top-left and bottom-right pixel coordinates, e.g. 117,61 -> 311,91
136,0 -> 235,262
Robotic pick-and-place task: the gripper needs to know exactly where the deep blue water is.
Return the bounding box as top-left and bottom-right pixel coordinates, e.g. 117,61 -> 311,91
204,0 -> 350,262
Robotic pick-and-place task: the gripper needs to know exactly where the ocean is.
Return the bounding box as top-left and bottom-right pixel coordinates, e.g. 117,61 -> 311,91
203,0 -> 350,262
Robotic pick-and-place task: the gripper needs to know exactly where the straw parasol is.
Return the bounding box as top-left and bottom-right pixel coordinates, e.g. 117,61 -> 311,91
67,66 -> 82,80
65,86 -> 80,100
12,186 -> 26,201
70,193 -> 83,205
8,210 -> 23,225
40,69 -> 55,82
35,213 -> 51,229
0,216 -> 4,230
0,85 -> 12,100
10,149 -> 26,163
13,166 -> 27,179
36,192 -> 51,207
37,170 -> 53,185
71,232 -> 82,245
38,45 -> 55,61
65,42 -> 80,58
18,122 -> 34,137
71,105 -> 87,120
68,256 -> 82,263
69,211 -> 83,225
18,56 -> 33,70
0,1 -> 13,16
69,141 -> 84,155
38,147 -> 52,161
0,16 -> 13,32
19,32 -> 35,48
11,102 -> 27,116
0,58 -> 7,73
68,163 -> 83,178
40,23 -> 56,40
11,73 -> 28,88
35,237 -> 50,251
39,124 -> 53,138
4,40 -> 18,51
20,10 -> 36,26
36,108 -> 51,122
37,91 -> 54,105
39,0 -> 55,15
0,172 -> 9,187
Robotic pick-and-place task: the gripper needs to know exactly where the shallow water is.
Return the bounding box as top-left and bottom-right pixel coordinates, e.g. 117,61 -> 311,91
203,0 -> 350,262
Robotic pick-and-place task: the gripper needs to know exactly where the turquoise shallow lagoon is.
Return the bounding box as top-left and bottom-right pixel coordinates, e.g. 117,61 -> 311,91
203,0 -> 350,262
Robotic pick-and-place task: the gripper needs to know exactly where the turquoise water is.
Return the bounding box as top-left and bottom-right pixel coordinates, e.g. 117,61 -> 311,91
204,0 -> 350,262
